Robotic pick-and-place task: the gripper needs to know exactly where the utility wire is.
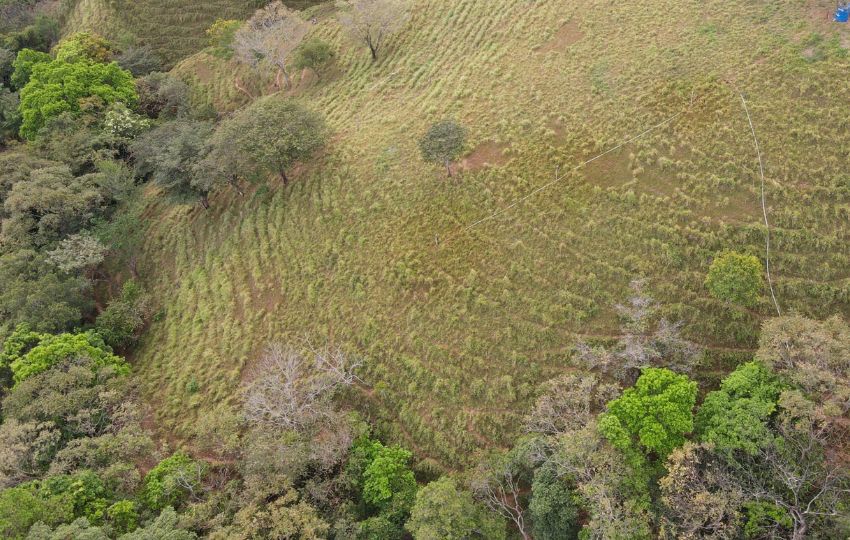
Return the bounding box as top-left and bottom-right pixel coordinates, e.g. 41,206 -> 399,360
738,91 -> 782,317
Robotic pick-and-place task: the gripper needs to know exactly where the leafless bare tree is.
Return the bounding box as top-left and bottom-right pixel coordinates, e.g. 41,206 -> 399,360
233,1 -> 309,89
714,403 -> 850,540
243,342 -> 361,431
576,279 -> 701,384
337,0 -> 410,61
471,456 -> 531,540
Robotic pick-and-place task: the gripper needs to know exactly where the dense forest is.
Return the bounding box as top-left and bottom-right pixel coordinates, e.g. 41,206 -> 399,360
0,0 -> 848,538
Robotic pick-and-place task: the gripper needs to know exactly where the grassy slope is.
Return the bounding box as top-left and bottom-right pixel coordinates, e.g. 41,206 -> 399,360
132,0 -> 850,467
64,0 -> 265,65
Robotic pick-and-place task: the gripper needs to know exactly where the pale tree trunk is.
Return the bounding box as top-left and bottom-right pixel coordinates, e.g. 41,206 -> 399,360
445,159 -> 452,177
234,77 -> 255,99
199,193 -> 210,209
280,169 -> 288,185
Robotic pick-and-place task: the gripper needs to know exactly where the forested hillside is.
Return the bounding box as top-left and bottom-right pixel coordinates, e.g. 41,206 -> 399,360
0,0 -> 848,537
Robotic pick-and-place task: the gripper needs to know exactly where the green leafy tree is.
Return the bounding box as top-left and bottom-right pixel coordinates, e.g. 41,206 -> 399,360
695,361 -> 782,454
141,452 -> 204,512
362,443 -> 416,510
134,72 -> 190,119
0,482 -> 72,539
53,32 -> 116,64
1,14 -> 59,55
599,367 -> 697,463
32,111 -> 117,174
106,500 -> 138,534
129,120 -> 214,206
2,164 -> 103,249
39,471 -> 111,524
212,97 -> 326,185
419,120 -> 467,177
219,488 -> 329,539
0,85 -> 21,141
0,48 -> 14,86
705,251 -> 763,307
18,59 -> 137,139
10,48 -> 49,89
1,327 -> 127,385
25,517 -> 109,540
528,466 -> 579,540
406,476 -> 505,540
293,38 -> 334,75
0,250 -> 91,335
117,507 -> 197,540
2,352 -> 131,442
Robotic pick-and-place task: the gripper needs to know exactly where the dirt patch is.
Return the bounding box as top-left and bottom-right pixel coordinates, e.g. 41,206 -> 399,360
581,148 -> 631,188
458,141 -> 509,172
540,19 -> 584,52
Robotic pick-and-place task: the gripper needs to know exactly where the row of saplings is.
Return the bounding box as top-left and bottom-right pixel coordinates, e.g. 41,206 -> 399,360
129,95 -> 469,210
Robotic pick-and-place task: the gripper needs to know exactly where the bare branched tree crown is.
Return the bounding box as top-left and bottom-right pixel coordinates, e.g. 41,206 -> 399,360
233,2 -> 309,88
337,0 -> 411,60
243,342 -> 361,431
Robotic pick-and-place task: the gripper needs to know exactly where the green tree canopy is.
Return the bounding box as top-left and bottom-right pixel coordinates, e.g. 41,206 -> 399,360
129,120 -> 213,205
10,48 -> 49,89
0,249 -> 91,335
599,367 -> 697,461
293,38 -> 334,73
18,59 -> 136,139
418,119 -> 466,177
695,361 -> 782,455
529,466 -> 579,540
705,251 -> 763,307
141,452 -> 204,512
0,326 -> 127,385
212,97 -> 326,184
406,476 -> 505,540
362,442 -> 417,510
53,32 -> 116,64
2,164 -> 103,249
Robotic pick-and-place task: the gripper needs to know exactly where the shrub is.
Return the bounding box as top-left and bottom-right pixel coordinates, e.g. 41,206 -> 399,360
705,251 -> 763,307
205,19 -> 241,59
115,46 -> 163,77
141,452 -> 204,511
293,38 -> 334,73
134,72 -> 191,119
95,280 -> 150,350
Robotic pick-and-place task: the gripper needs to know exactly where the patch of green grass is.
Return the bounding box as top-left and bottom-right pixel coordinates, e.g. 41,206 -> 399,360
131,0 -> 850,467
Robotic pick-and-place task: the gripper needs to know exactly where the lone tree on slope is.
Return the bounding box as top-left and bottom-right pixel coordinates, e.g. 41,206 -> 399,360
337,0 -> 411,61
705,250 -> 763,307
214,96 -> 327,185
419,119 -> 467,177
